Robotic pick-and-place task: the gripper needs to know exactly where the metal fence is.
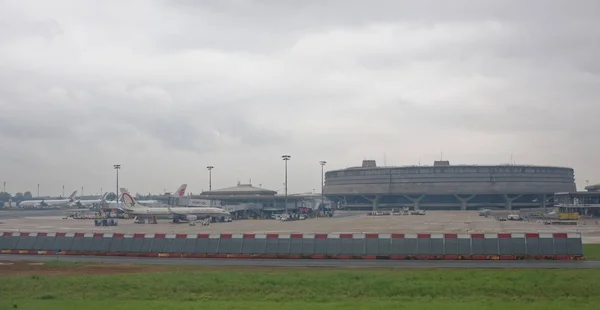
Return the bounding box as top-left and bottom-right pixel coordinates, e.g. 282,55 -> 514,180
0,232 -> 584,260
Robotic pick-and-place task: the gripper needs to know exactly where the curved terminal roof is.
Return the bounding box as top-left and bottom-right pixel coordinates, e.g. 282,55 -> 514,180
327,160 -> 573,173
202,183 -> 277,196
585,183 -> 600,192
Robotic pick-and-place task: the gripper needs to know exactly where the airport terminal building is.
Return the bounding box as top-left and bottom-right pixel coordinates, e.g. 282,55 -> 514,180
324,160 -> 576,211
177,183 -> 324,217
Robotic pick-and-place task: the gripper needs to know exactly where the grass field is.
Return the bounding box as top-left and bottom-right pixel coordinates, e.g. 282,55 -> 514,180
584,244 -> 600,259
1,263 -> 599,310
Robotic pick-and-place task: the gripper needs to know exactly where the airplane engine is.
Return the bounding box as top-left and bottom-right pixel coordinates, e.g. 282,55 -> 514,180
186,215 -> 197,222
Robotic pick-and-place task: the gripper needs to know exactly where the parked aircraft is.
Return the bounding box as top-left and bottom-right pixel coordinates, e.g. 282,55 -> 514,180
71,192 -> 109,207
19,191 -> 78,208
119,188 -> 229,223
106,184 -> 188,206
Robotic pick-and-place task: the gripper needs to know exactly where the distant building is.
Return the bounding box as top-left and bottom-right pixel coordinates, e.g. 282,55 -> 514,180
325,160 -> 576,211
178,182 -> 314,215
585,183 -> 600,192
554,191 -> 600,217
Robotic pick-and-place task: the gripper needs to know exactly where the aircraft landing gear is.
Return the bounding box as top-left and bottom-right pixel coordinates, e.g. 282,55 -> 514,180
134,216 -> 157,224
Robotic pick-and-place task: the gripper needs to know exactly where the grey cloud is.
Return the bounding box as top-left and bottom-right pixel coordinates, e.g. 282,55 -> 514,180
0,116 -> 73,140
1,0 -> 599,193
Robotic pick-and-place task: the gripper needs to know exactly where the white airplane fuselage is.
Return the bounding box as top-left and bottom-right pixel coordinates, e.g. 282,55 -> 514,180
20,199 -> 73,207
123,206 -> 228,218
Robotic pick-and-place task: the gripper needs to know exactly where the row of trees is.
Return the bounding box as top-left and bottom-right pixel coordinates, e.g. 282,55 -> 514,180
0,191 -> 34,202
1,191 -> 157,203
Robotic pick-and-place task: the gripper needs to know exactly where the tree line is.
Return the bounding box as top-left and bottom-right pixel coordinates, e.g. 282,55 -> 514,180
0,191 -> 34,202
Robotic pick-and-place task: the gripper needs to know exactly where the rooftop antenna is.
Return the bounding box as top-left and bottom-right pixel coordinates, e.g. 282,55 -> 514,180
249,178 -> 252,185
440,149 -> 443,161
510,153 -> 513,165
418,157 -> 421,166
384,152 -> 387,166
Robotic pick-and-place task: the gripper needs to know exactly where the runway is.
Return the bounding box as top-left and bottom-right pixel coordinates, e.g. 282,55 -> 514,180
2,254 -> 600,269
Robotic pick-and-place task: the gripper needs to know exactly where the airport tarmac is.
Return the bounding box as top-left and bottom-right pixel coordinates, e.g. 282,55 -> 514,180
2,254 -> 600,269
2,210 -> 600,243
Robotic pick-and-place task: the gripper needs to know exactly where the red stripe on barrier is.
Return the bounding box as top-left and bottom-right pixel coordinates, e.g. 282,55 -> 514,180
333,255 -> 352,259
168,253 -> 182,258
553,233 -> 567,239
391,234 -> 404,238
389,255 -> 407,260
285,255 -> 302,259
472,255 -> 486,260
444,255 -> 459,260
220,234 -> 232,239
197,234 -> 209,238
27,250 -> 38,255
243,234 -> 255,239
362,255 -> 377,260
74,233 -> 84,237
471,234 -> 484,238
417,234 -> 430,239
555,255 -> 571,260
365,234 -> 379,239
257,254 -> 278,259
113,233 -> 124,238
530,255 -> 543,260
499,255 -> 516,260
93,233 -> 104,238
176,234 -> 187,239
187,254 -> 207,258
154,234 -> 166,239
340,234 -> 353,239
133,233 -> 145,238
2,232 -> 12,236
19,232 -> 30,237
315,234 -> 327,239
56,232 -> 66,237
38,232 -> 47,237
444,234 -> 457,238
310,254 -> 326,259
210,254 -> 228,259
526,233 -> 539,238
291,234 -> 303,239
498,233 -> 511,239
236,254 -> 253,259
266,234 -> 279,239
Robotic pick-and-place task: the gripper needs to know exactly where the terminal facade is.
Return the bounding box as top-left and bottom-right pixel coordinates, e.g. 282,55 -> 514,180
176,182 -> 326,218
554,183 -> 600,217
324,160 -> 576,211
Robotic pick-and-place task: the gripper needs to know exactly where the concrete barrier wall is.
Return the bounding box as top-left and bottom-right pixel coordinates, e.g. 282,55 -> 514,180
0,232 -> 584,260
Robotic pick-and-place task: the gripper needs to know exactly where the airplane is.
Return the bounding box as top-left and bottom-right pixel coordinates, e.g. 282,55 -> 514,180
71,192 -> 109,208
120,189 -> 229,223
106,184 -> 188,206
19,191 -> 78,208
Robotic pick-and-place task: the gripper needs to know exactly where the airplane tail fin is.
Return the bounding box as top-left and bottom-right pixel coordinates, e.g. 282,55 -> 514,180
100,192 -> 109,201
121,191 -> 144,209
175,184 -> 187,197
68,191 -> 78,201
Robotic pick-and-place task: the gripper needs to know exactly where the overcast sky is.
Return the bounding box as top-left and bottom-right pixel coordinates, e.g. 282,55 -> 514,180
1,0 -> 598,196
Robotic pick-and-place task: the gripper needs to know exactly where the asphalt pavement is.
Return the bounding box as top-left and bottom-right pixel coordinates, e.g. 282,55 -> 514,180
2,254 -> 600,269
